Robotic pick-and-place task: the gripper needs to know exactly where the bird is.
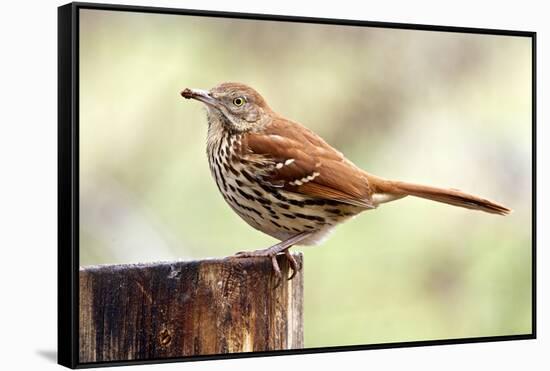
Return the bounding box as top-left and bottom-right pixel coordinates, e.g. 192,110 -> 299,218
180,82 -> 511,283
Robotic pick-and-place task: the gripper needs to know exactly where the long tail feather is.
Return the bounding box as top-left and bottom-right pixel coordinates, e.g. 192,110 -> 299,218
371,177 -> 511,215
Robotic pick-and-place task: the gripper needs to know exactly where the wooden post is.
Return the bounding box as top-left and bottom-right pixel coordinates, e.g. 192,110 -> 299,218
79,254 -> 304,363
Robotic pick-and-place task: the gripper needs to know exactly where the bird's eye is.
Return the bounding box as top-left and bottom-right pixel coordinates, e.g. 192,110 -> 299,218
233,97 -> 245,107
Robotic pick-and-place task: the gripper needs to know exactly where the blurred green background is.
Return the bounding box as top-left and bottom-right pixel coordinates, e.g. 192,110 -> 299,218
79,9 -> 532,347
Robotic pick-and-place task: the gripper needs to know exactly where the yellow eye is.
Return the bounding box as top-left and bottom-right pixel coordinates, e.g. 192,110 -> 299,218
233,97 -> 245,107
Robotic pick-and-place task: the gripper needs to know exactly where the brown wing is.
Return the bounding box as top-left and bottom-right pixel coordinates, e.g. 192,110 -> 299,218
242,117 -> 375,209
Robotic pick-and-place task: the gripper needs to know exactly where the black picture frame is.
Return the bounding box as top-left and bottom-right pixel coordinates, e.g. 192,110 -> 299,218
58,2 -> 537,368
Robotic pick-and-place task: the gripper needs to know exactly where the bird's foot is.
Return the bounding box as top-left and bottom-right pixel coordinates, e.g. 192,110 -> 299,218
232,247 -> 300,288
230,232 -> 310,288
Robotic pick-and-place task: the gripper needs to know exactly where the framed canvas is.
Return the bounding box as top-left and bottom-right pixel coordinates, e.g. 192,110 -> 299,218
58,2 -> 536,368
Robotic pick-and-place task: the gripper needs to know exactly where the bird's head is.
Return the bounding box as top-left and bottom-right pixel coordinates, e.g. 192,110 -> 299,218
181,82 -> 272,133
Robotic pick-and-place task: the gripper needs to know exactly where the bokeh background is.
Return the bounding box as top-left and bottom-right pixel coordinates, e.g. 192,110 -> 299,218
79,9 -> 532,348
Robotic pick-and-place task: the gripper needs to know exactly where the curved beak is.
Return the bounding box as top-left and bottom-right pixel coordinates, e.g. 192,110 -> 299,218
180,88 -> 219,108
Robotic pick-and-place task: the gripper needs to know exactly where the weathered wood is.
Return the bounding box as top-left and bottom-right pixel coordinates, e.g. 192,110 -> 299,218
79,254 -> 303,363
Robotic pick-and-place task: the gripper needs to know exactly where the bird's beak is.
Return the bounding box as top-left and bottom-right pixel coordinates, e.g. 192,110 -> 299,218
180,88 -> 219,108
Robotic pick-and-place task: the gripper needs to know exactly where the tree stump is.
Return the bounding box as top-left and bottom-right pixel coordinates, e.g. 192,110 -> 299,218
78,254 -> 304,363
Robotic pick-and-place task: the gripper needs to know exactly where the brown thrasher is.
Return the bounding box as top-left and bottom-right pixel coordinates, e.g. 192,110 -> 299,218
181,82 -> 510,282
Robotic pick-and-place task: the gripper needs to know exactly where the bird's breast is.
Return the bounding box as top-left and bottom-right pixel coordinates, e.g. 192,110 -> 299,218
205,127 -> 363,244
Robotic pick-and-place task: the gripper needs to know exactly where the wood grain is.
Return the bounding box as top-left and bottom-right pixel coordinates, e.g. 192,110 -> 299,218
79,255 -> 303,363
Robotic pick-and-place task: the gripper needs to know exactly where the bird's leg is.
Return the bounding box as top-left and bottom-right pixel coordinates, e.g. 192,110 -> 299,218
232,232 -> 311,285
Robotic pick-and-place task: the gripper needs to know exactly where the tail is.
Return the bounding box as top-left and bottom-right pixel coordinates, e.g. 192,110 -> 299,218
369,176 -> 511,216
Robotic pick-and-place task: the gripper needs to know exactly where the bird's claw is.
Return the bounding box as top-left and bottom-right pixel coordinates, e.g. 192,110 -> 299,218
230,248 -> 301,288
284,250 -> 301,280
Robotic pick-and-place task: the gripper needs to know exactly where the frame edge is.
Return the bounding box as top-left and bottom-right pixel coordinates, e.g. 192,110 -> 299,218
58,2 -> 79,369
72,1 -> 535,36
